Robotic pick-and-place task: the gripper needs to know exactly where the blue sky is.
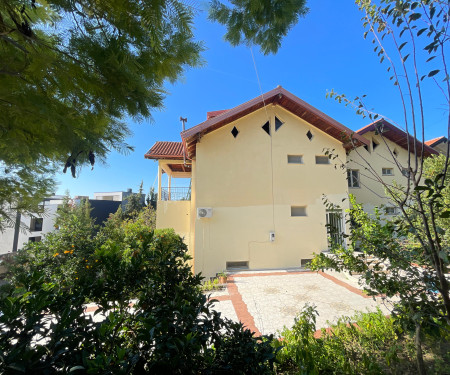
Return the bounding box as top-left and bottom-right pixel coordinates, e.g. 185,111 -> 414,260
56,0 -> 448,197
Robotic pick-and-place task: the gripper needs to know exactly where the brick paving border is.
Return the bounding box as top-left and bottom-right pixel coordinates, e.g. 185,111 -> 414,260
83,270 -> 372,339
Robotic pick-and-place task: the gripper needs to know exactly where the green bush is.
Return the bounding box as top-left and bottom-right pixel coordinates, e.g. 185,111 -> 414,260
275,305 -> 412,375
0,206 -> 276,374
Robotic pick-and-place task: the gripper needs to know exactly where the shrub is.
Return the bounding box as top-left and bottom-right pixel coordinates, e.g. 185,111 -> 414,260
0,208 -> 276,374
275,306 -> 412,375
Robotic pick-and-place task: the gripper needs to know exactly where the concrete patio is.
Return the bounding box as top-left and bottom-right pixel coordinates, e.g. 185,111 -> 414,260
207,269 -> 392,336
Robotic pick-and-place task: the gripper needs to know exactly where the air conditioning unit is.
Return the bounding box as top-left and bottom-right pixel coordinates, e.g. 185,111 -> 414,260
197,207 -> 213,219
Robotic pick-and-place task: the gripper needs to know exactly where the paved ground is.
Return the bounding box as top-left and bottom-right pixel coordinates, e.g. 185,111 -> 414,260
207,270 -> 391,337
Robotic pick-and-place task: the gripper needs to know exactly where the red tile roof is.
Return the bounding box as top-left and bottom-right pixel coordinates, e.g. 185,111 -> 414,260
181,86 -> 370,158
425,136 -> 446,147
356,119 -> 438,157
144,141 -> 185,160
207,110 -> 229,120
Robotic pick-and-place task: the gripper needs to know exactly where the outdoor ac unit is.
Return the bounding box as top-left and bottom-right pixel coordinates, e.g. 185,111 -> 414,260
197,207 -> 213,219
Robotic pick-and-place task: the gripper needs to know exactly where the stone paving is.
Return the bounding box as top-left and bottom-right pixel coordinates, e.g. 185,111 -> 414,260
208,270 -> 392,337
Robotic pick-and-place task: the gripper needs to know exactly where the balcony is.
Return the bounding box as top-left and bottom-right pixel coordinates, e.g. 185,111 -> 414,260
161,187 -> 191,201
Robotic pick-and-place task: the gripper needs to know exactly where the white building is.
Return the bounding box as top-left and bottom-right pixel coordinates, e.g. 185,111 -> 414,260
0,195 -> 65,255
94,188 -> 146,209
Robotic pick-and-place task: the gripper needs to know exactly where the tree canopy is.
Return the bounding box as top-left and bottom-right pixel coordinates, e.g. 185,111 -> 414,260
0,0 -> 308,228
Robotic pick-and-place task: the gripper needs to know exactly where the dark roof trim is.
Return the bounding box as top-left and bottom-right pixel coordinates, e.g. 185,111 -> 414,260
356,119 -> 438,157
181,86 -> 370,158
425,136 -> 447,147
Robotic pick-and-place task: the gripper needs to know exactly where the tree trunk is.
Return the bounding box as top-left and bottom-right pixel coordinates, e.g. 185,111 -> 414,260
415,322 -> 427,375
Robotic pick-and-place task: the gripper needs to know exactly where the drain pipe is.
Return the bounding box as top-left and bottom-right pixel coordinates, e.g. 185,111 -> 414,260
180,117 -> 188,166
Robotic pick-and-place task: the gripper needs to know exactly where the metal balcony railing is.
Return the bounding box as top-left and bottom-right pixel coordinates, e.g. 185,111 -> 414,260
161,187 -> 191,201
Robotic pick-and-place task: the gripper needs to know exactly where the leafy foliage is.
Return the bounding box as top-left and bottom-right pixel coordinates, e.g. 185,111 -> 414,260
0,0 -> 203,227
0,0 -> 307,229
275,305 -> 450,374
320,1 -> 449,373
0,204 -> 276,374
209,0 -> 309,55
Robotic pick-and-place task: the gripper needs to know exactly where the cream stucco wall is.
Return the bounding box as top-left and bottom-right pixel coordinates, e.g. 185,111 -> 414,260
192,105 -> 349,277
346,131 -> 421,212
156,200 -> 191,248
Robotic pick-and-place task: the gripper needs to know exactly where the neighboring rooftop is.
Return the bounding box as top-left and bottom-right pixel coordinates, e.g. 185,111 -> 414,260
145,141 -> 185,160
356,119 -> 438,157
425,136 -> 447,147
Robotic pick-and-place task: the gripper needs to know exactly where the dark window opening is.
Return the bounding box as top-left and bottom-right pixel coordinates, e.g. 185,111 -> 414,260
301,259 -> 312,268
29,236 -> 41,243
262,121 -> 270,136
326,210 -> 345,247
30,218 -> 43,231
347,169 -> 360,188
288,155 -> 303,164
372,139 -> 379,150
275,116 -> 284,131
226,261 -> 249,269
291,206 -> 307,217
306,130 -> 313,141
315,155 -> 330,164
231,126 -> 239,138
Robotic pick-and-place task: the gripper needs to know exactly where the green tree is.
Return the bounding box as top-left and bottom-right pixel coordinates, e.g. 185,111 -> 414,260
2,210 -> 276,374
0,0 -> 308,230
314,1 -> 449,373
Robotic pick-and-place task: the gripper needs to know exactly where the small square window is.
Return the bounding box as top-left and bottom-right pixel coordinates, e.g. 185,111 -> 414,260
30,218 -> 43,231
29,236 -> 42,243
347,169 -> 360,188
306,130 -> 313,141
291,206 -> 307,217
382,168 -> 393,176
287,155 -> 303,164
385,207 -> 398,215
231,126 -> 239,138
315,155 -> 330,164
401,168 -> 410,177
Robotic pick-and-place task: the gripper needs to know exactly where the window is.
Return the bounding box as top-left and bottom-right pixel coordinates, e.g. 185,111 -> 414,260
301,259 -> 312,268
385,207 -> 398,215
315,155 -> 330,165
226,261 -> 248,269
275,116 -> 284,131
372,138 -> 379,150
287,155 -> 303,164
30,218 -> 43,231
291,206 -> 307,217
29,236 -> 41,243
347,169 -> 360,188
402,168 -> 410,177
326,210 -> 344,247
382,168 -> 393,176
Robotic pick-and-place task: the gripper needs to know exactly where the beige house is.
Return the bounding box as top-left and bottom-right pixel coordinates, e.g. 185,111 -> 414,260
347,119 -> 438,215
145,87 -> 438,277
425,136 -> 448,155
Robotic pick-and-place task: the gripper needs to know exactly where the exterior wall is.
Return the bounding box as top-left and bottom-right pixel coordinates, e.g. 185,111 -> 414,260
0,199 -> 63,255
193,105 -> 349,277
346,131 -> 420,212
156,200 -> 191,249
433,141 -> 448,155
